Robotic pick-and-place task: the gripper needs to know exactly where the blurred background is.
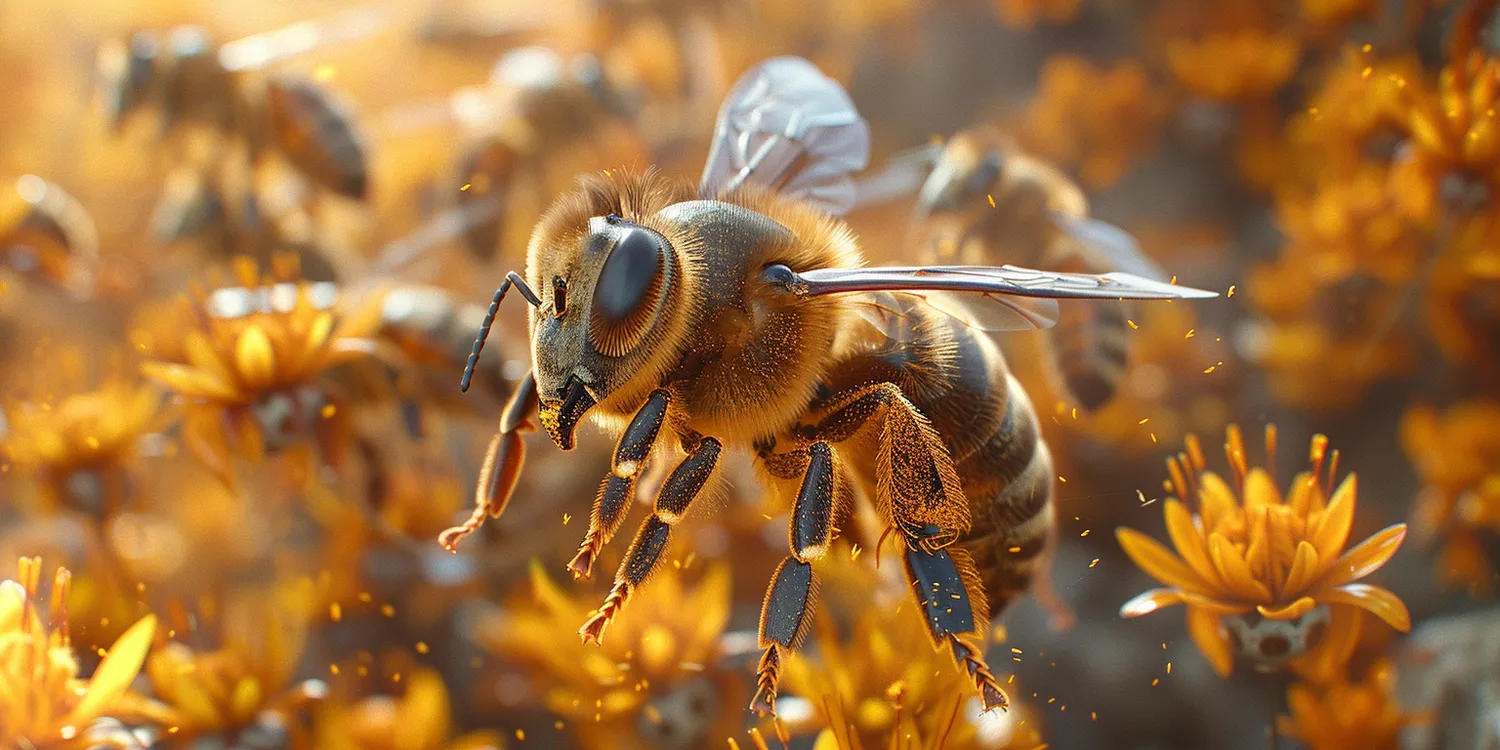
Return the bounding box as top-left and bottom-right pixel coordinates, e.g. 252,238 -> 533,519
1,0 -> 1498,748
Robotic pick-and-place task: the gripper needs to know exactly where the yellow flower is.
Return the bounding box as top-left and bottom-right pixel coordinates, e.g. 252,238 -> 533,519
779,553 -> 1039,750
1117,425 -> 1411,678
2,376 -> 161,516
145,580 -> 324,742
1283,52 -> 1420,184
480,560 -> 740,750
140,258 -> 387,476
1386,3 -> 1500,224
0,557 -> 159,749
1402,400 -> 1500,591
1020,55 -> 1170,188
1424,250 -> 1500,375
313,663 -> 502,750
1277,662 -> 1425,749
992,0 -> 1081,28
1166,29 -> 1301,101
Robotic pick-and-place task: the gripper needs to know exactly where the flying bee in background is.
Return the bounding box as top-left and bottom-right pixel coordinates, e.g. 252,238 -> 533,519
376,45 -> 652,264
441,57 -> 1217,716
916,128 -> 1171,412
96,9 -> 381,207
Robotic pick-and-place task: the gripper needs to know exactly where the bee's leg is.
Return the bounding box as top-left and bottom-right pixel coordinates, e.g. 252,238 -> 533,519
808,382 -> 969,552
902,536 -> 1009,711
751,441 -> 836,716
439,372 -> 539,552
579,434 -> 721,644
807,382 -> 1007,710
568,388 -> 672,580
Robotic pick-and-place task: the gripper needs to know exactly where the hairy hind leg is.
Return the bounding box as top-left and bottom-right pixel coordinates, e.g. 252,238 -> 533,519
804,381 -> 1007,711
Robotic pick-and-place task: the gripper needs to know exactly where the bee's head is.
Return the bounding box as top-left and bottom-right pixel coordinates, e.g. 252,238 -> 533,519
917,130 -> 1007,216
525,172 -> 695,450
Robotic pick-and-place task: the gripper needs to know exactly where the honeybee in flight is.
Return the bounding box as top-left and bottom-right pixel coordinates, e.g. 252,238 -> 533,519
917,128 -> 1170,411
97,9 -> 380,200
441,57 -> 1216,715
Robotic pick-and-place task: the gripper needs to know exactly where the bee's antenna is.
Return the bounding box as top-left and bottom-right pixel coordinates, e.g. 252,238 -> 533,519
461,271 -> 540,393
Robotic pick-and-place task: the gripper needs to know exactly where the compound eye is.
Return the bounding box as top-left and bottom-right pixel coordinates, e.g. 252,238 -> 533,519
589,226 -> 665,356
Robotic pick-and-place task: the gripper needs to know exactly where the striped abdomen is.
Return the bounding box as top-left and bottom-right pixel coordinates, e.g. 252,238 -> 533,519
825,299 -> 1056,617
1041,242 -> 1132,412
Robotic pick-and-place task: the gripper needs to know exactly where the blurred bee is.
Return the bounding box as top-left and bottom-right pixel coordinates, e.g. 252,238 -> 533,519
439,45 -> 648,262
916,128 -> 1172,412
442,57 -> 1216,715
97,9 -> 382,200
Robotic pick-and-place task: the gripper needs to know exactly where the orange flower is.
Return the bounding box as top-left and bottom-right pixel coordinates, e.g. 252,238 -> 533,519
1118,425 -> 1410,678
779,551 -> 1038,750
145,581 -> 325,743
479,560 -> 741,750
1277,662 -> 1424,749
1402,401 -> 1500,591
1166,29 -> 1301,101
1,376 -> 161,516
0,557 -> 159,749
1387,1 -> 1500,223
140,258 -> 386,476
313,663 -> 501,750
1020,56 -> 1170,188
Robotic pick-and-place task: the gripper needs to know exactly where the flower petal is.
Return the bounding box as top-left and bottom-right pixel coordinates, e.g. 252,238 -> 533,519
1317,524 -> 1407,589
1312,473 -> 1356,567
293,311 -> 335,374
1179,592 -> 1253,615
141,362 -> 239,401
1117,528 -> 1212,594
1210,533 -> 1272,602
1294,602 -> 1361,683
1286,472 -> 1320,516
235,326 -> 278,390
1120,588 -> 1184,618
1257,595 -> 1317,620
1198,472 -> 1239,531
1185,606 -> 1234,678
1282,541 -> 1321,599
1322,583 -> 1411,631
183,331 -> 236,387
1164,500 -> 1221,587
1244,468 -> 1282,507
70,614 -> 157,723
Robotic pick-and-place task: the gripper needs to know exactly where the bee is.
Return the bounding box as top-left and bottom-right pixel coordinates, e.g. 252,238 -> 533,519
916,128 -> 1172,412
441,57 -> 1216,715
97,10 -> 381,200
445,45 -> 648,262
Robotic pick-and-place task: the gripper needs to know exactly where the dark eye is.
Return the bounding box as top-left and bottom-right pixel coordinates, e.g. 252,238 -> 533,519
588,225 -> 667,357
592,227 -> 662,322
552,276 -> 568,317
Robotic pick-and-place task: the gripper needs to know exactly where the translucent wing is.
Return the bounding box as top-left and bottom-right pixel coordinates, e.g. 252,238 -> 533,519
218,7 -> 386,72
1052,212 -> 1168,281
698,57 -> 870,215
848,290 -> 1059,344
849,142 -> 944,210
776,263 -> 1218,302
